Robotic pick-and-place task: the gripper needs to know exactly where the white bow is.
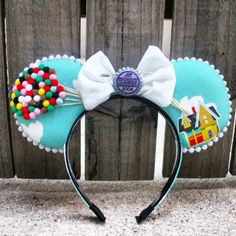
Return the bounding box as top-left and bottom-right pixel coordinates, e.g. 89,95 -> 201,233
78,46 -> 176,110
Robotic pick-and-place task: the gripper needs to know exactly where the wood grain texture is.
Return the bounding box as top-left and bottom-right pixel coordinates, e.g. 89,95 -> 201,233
230,133 -> 236,175
0,0 -> 14,177
229,99 -> 236,175
5,0 -> 81,178
171,0 -> 236,98
164,0 -> 236,177
86,0 -> 164,180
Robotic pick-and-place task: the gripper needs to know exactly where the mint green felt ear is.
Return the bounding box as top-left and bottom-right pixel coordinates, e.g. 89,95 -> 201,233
163,58 -> 232,153
11,56 -> 85,153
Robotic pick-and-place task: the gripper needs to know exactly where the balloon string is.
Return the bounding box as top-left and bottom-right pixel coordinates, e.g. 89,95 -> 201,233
171,98 -> 192,115
64,97 -> 82,102
63,85 -> 191,114
63,86 -> 81,97
64,92 -> 81,98
58,101 -> 83,106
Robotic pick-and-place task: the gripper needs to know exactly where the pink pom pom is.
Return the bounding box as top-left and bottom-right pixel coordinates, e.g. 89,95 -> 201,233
59,91 -> 66,99
49,74 -> 57,80
22,101 -> 28,107
39,82 -> 45,88
34,108 -> 41,116
29,112 -> 36,119
38,70 -> 44,76
22,81 -> 28,87
21,89 -> 27,96
12,86 -> 17,92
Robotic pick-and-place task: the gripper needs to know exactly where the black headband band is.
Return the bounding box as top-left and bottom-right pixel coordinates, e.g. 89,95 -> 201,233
64,95 -> 182,224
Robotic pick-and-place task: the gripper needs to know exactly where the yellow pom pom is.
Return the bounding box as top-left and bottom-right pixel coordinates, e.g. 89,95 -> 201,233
15,79 -> 20,86
11,93 -> 16,99
43,100 -> 49,107
16,103 -> 22,110
38,88 -> 45,96
10,101 -> 15,107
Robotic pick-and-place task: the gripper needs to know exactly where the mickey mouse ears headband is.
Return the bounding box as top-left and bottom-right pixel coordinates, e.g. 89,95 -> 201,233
10,46 -> 232,223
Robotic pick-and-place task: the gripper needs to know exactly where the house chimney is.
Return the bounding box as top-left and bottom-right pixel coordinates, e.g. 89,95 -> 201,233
192,106 -> 196,113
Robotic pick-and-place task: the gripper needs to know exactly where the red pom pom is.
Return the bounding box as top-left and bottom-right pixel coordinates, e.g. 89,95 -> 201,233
33,67 -> 39,73
44,85 -> 50,92
49,98 -> 56,105
57,85 -> 64,92
43,73 -> 50,80
51,79 -> 58,86
22,107 -> 29,114
17,84 -> 24,91
28,78 -> 35,85
23,113 -> 30,120
26,91 -> 33,96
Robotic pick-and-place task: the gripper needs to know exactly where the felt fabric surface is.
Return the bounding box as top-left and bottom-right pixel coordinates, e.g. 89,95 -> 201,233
164,59 -> 231,151
14,56 -> 231,153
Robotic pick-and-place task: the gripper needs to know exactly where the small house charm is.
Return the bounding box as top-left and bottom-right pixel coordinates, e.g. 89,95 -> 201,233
178,102 -> 220,147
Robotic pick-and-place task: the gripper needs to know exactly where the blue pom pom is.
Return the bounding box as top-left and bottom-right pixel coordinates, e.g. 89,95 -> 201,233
31,73 -> 37,79
56,98 -> 63,105
50,86 -> 57,93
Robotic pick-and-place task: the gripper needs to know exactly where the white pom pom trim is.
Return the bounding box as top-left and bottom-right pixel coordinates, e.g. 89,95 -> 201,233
173,57 -> 232,153
208,141 -> 213,147
12,54 -> 83,154
62,55 -> 69,59
189,148 -> 195,153
196,147 -> 201,152
59,148 -> 64,153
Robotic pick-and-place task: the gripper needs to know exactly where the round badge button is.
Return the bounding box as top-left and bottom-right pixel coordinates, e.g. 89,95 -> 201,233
114,68 -> 142,96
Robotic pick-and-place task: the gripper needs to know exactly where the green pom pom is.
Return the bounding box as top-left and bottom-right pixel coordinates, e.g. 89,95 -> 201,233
35,76 -> 43,83
22,68 -> 28,76
38,64 -> 45,70
45,79 -> 51,86
12,106 -> 17,113
28,106 -> 35,112
45,91 -> 53,99
16,110 -> 23,116
47,105 -> 55,112
15,91 -> 21,97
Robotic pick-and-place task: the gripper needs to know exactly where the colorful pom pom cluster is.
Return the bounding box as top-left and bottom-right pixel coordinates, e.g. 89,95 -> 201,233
10,64 -> 65,120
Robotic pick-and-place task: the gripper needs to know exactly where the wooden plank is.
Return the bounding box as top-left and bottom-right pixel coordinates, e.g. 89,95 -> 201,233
230,134 -> 236,175
0,0 -> 14,177
229,99 -> 236,175
120,98 -> 158,180
5,0 -> 81,179
86,0 -> 164,180
171,0 -> 236,98
164,0 -> 236,177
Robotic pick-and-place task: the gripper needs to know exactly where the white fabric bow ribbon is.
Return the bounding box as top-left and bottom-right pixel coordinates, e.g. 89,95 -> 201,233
78,46 -> 176,110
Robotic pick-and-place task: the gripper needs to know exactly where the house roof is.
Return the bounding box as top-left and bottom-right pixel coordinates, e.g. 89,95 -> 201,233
178,113 -> 197,133
208,106 -> 220,118
178,104 -> 220,133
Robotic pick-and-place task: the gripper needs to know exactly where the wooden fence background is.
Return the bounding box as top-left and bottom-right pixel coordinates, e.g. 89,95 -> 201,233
0,0 -> 235,180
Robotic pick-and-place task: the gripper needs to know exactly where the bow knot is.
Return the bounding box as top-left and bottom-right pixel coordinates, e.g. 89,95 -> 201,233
78,46 -> 176,110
